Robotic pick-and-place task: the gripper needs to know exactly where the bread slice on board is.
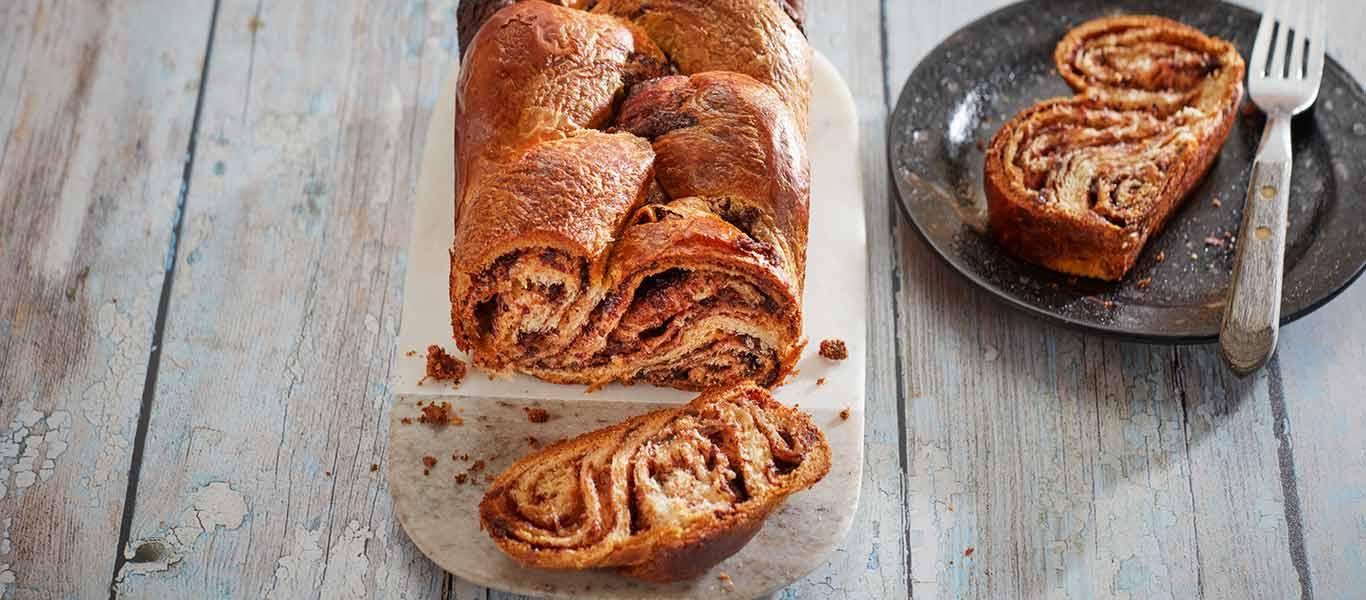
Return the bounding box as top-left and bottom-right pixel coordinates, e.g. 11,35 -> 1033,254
479,384 -> 831,582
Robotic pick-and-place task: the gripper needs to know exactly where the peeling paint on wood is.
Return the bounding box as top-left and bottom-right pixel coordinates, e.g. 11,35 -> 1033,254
113,1 -> 455,599
117,481 -> 249,583
0,1 -> 213,597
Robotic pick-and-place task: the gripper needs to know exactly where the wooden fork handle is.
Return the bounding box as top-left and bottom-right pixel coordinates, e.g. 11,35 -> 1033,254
1220,114 -> 1292,376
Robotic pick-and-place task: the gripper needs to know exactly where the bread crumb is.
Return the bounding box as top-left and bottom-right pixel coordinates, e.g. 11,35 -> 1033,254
1212,197 -> 1222,208
527,436 -> 541,448
405,350 -> 417,357
818,339 -> 848,361
816,377 -> 826,386
418,401 -> 464,426
965,547 -> 975,557
400,417 -> 413,425
470,460 -> 486,473
422,455 -> 437,476
423,345 -> 467,386
324,470 -> 331,477
839,408 -> 850,420
370,463 -> 379,472
455,473 -> 468,484
718,572 -> 734,590
524,407 -> 550,423
1137,278 -> 1152,289
1155,251 -> 1166,263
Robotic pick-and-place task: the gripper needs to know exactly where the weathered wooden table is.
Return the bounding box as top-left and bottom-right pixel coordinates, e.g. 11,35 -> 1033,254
2,1 -> 1362,598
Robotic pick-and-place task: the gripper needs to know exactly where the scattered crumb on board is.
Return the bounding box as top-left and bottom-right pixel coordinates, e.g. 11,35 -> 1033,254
370,463 -> 379,472
422,455 -> 437,476
524,407 -> 550,423
818,338 -> 848,361
816,377 -> 826,386
419,401 -> 463,426
420,344 -> 467,386
839,408 -> 850,421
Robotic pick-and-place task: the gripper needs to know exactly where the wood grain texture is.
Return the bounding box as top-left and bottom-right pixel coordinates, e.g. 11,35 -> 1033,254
110,0 -> 456,597
0,1 -> 212,597
1275,280 -> 1366,600
1267,7 -> 1366,597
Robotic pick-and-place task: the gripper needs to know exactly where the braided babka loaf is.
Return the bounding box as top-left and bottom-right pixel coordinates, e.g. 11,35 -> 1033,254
479,384 -> 831,582
985,16 -> 1245,280
451,0 -> 810,390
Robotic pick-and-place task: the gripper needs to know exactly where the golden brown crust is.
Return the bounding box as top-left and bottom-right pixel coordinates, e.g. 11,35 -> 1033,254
615,73 -> 810,284
592,0 -> 811,131
984,15 -> 1244,280
478,385 -> 831,582
451,1 -> 811,390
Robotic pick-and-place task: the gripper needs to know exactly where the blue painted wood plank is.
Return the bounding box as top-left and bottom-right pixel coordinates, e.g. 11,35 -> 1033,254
0,1 -> 214,597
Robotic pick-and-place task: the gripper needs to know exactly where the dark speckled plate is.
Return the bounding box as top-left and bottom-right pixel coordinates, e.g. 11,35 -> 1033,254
889,0 -> 1366,342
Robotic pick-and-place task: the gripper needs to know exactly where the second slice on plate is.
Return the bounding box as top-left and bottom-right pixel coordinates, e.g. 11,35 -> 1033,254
985,15 -> 1246,281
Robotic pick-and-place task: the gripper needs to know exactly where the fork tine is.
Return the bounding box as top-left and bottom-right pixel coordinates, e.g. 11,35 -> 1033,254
1288,0 -> 1309,78
1251,0 -> 1277,78
1268,2 -> 1290,79
1306,0 -> 1327,85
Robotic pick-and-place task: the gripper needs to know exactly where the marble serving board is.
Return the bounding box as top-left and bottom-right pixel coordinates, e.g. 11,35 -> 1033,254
387,52 -> 866,599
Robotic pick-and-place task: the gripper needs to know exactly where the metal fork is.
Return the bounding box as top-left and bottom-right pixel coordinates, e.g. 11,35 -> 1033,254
1220,0 -> 1327,376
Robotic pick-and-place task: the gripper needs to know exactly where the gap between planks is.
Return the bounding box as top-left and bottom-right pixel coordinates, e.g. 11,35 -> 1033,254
108,1 -> 223,595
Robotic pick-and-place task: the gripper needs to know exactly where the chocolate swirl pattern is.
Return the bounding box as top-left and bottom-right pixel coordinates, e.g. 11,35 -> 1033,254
478,385 -> 831,582
985,16 -> 1245,280
451,0 -> 810,389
